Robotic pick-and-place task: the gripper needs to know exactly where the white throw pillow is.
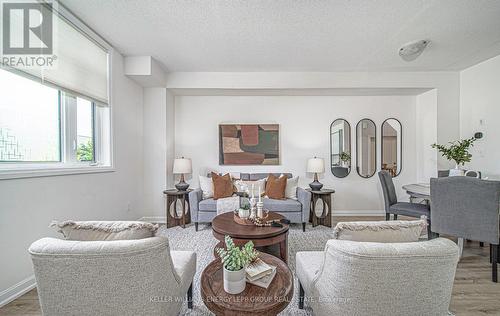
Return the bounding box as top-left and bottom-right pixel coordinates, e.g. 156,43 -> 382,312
283,175 -> 299,200
50,221 -> 158,241
199,175 -> 214,199
333,218 -> 427,243
235,179 -> 266,197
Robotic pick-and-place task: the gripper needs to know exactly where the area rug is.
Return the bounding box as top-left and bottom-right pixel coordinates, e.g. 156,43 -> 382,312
156,223 -> 334,315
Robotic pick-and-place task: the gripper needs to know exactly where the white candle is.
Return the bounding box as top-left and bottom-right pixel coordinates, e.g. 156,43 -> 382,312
258,186 -> 262,203
251,183 -> 255,199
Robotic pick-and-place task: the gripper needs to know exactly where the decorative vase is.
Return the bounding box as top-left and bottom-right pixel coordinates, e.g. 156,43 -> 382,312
223,267 -> 246,294
449,164 -> 464,177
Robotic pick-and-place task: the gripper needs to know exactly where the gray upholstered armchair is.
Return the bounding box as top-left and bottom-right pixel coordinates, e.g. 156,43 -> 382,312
189,173 -> 311,231
296,220 -> 460,315
29,236 -> 196,315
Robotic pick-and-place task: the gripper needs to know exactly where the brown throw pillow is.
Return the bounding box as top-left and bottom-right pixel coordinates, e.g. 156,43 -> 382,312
266,174 -> 287,200
212,172 -> 235,200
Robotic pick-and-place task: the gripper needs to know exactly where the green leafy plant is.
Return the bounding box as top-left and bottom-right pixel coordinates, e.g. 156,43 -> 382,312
216,235 -> 258,271
240,199 -> 250,210
339,151 -> 351,162
77,140 -> 94,162
431,137 -> 476,166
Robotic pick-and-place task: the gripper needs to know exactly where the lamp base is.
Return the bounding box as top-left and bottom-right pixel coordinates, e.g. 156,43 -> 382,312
175,180 -> 190,191
309,180 -> 323,191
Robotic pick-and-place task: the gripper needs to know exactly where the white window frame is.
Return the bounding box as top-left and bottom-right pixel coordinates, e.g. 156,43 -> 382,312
0,4 -> 114,180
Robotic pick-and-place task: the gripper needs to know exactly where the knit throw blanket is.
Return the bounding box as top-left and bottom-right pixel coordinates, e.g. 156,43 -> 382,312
216,196 -> 240,215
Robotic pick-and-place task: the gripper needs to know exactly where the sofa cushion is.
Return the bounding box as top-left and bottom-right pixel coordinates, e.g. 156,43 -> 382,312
212,172 -> 235,200
199,198 -> 217,211
199,175 -> 214,199
265,174 -> 287,200
50,221 -> 158,241
263,198 -> 302,212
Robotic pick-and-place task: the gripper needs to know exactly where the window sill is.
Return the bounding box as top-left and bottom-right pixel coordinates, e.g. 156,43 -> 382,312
0,166 -> 115,180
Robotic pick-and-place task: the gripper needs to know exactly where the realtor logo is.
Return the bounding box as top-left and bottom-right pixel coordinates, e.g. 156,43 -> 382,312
2,1 -> 53,55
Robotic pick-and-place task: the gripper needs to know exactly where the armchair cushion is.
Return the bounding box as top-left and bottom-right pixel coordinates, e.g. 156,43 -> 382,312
171,250 -> 196,294
333,218 -> 426,243
50,220 -> 159,241
307,238 -> 459,315
296,251 -> 323,295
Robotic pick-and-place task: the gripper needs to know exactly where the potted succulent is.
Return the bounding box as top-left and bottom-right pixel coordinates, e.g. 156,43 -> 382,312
431,137 -> 476,176
216,235 -> 258,294
339,151 -> 351,167
238,199 -> 251,219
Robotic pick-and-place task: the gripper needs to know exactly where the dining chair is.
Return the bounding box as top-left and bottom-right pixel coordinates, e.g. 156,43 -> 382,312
430,176 -> 500,282
378,171 -> 432,238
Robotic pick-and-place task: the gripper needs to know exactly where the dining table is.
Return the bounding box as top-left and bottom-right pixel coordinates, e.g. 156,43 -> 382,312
402,183 -> 431,201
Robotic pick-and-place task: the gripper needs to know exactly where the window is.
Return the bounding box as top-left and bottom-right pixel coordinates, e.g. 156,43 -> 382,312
0,68 -> 111,175
0,4 -> 111,178
76,98 -> 95,162
0,70 -> 60,162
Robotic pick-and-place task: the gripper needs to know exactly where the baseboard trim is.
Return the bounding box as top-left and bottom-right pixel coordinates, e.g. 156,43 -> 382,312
138,216 -> 166,223
138,211 -> 384,223
332,210 -> 385,216
0,275 -> 36,308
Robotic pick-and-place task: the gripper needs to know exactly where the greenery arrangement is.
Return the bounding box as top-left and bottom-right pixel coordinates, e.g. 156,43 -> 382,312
240,198 -> 251,210
77,140 -> 94,162
431,137 -> 476,167
339,151 -> 351,162
216,235 -> 259,271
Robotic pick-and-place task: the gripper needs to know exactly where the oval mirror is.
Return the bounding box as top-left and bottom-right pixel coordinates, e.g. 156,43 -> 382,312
356,119 -> 377,178
381,118 -> 402,177
330,119 -> 351,178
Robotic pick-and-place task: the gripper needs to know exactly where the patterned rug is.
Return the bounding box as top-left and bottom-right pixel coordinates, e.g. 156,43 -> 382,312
156,222 -> 335,315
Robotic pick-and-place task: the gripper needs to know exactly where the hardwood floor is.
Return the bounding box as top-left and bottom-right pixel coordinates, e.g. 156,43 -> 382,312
1,217 -> 499,316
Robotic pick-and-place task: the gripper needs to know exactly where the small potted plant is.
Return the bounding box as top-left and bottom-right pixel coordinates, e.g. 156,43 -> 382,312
238,199 -> 251,219
339,151 -> 351,167
216,235 -> 258,294
431,137 -> 476,176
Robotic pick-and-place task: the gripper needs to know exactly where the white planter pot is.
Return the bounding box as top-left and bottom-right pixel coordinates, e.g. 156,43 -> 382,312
223,267 -> 246,294
449,165 -> 464,177
238,208 -> 250,219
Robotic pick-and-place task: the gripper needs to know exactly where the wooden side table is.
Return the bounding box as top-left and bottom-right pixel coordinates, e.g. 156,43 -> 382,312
308,189 -> 335,228
201,252 -> 293,316
163,189 -> 192,228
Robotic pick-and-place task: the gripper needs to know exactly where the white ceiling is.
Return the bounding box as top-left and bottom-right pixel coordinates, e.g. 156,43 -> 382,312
61,0 -> 500,72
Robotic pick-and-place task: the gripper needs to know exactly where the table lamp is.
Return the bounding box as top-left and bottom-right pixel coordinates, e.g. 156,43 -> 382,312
173,157 -> 192,191
307,157 -> 325,191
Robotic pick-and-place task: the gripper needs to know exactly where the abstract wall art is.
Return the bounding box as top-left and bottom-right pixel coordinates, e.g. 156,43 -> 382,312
219,124 -> 280,165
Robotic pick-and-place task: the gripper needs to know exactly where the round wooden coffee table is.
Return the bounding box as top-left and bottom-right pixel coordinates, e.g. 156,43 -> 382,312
201,252 -> 293,316
212,211 -> 289,263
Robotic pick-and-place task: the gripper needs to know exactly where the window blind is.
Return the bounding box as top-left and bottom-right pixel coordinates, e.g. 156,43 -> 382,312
5,6 -> 109,105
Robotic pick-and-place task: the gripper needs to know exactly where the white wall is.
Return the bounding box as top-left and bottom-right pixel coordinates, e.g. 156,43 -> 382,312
167,71 -> 460,170
175,95 -> 417,213
460,54 -> 500,177
142,88 -> 176,218
416,89 -> 438,182
0,51 -> 145,303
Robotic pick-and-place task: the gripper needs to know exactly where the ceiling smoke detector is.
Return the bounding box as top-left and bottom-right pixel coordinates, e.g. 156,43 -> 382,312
399,40 -> 430,62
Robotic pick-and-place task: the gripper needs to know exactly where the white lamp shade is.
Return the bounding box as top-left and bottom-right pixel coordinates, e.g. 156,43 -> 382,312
307,157 -> 325,173
173,158 -> 192,174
